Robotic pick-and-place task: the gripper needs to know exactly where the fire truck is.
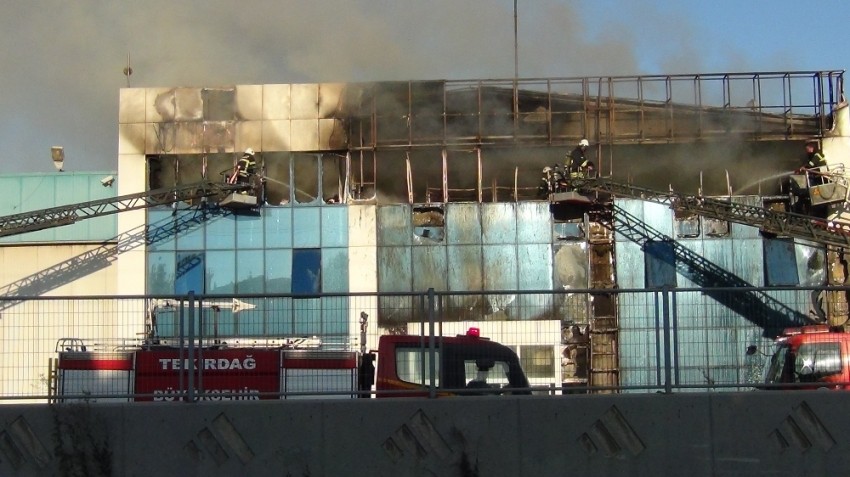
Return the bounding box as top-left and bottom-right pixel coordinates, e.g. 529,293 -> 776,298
52,324 -> 531,402
761,325 -> 850,390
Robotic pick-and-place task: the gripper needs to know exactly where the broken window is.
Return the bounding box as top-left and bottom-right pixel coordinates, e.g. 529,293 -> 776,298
674,210 -> 700,238
413,206 -> 445,242
704,218 -> 730,237
321,154 -> 344,203
293,154 -> 320,204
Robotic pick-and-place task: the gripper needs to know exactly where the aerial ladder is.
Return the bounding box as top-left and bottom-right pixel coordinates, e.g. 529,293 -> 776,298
561,177 -> 850,249
0,180 -> 255,239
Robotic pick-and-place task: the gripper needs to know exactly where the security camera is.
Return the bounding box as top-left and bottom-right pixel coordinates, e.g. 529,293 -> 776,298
100,175 -> 115,187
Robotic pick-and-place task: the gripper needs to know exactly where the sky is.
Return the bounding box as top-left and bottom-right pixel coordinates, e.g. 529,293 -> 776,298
1,0 -> 848,174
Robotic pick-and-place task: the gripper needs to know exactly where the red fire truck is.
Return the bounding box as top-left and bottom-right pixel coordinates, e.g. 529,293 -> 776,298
761,325 -> 850,390
52,327 -> 531,401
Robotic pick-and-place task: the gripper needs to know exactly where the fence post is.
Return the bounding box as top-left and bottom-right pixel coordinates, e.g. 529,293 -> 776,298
662,287 -> 673,394
427,288 -> 437,399
187,291 -> 195,403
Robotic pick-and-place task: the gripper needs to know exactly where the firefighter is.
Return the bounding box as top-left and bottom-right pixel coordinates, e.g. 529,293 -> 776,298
229,148 -> 257,185
552,164 -> 567,192
798,141 -> 827,187
539,166 -> 553,196
802,141 -> 827,170
566,139 -> 596,180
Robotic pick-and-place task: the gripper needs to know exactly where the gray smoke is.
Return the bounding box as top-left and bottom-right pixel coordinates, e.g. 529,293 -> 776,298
0,1 -> 833,174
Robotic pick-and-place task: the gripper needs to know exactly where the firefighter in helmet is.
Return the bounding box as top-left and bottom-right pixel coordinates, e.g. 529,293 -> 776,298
229,148 -> 257,185
565,138 -> 596,180
539,166 -> 553,196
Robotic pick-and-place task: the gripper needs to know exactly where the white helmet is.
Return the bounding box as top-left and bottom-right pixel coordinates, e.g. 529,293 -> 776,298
579,139 -> 590,147
542,166 -> 552,173
244,148 -> 255,155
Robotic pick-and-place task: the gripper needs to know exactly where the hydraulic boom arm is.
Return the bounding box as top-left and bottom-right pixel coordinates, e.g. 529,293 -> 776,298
574,178 -> 850,249
0,181 -> 250,238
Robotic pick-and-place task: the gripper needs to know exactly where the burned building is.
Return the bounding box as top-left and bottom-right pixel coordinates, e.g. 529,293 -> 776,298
0,70 -> 847,396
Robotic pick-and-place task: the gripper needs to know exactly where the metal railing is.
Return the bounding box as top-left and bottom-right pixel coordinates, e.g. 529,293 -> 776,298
0,286 -> 845,402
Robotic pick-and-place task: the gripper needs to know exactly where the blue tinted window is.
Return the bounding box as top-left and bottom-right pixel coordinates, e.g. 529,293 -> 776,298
322,247 -> 349,293
147,252 -> 175,294
265,249 -> 292,293
175,252 -> 204,294
147,208 -> 176,251
206,250 -> 236,294
264,207 -> 292,248
293,208 -> 321,248
321,206 -> 348,247
206,215 -> 236,249
176,212 -> 205,250
237,250 -> 265,293
236,214 -> 264,249
292,249 -> 322,295
764,238 -> 799,286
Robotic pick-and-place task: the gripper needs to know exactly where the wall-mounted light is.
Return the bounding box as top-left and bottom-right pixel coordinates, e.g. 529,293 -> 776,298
51,146 -> 64,172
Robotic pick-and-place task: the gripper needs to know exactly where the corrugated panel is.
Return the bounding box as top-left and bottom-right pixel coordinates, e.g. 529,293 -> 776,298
614,241 -> 645,289
447,244 -> 483,292
730,196 -> 762,239
677,240 -> 703,288
642,201 -> 673,237
377,205 -> 411,246
481,203 -> 517,244
445,203 -> 481,245
614,199 -> 644,242
517,202 -> 551,244
483,244 -> 518,290
516,243 -> 553,320
731,238 -> 764,286
412,245 -> 448,291
378,246 -> 412,292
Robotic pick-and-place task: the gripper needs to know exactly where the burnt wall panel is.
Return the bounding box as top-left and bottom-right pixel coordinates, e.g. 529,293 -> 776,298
481,203 -> 517,245
445,204 -> 482,245
412,245 -> 448,292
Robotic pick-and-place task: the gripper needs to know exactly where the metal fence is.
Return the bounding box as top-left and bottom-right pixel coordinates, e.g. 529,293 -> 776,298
0,286 -> 842,402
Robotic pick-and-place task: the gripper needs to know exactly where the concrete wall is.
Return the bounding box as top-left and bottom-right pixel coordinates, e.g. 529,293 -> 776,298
0,391 -> 846,476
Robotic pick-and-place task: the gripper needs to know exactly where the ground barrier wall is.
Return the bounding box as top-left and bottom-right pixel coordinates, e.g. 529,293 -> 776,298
0,391 -> 846,476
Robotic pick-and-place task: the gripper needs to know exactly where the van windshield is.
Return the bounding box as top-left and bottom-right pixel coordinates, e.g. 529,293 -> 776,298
765,342 -> 842,384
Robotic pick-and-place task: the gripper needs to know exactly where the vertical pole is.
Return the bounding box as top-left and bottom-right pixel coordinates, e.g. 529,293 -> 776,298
513,0 -> 519,137
427,288 -> 437,399
514,0 -> 518,81
178,299 -> 185,399
187,291 -> 195,403
662,287 -> 672,394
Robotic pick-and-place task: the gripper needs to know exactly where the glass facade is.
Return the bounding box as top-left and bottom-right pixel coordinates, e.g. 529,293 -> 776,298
146,204 -> 349,339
